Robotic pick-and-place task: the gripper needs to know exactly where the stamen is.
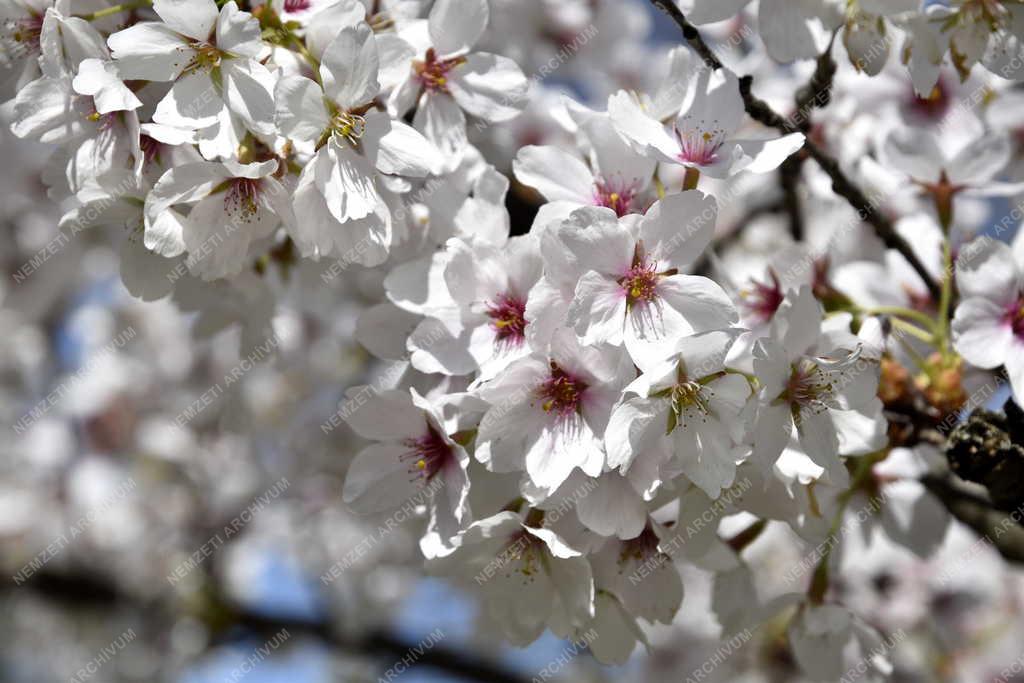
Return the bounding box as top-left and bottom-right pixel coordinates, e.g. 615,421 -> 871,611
414,48 -> 466,94
485,293 -> 527,349
674,118 -> 724,166
400,423 -> 453,486
537,362 -> 588,420
331,111 -> 366,146
224,178 -> 262,223
740,270 -> 784,324
593,177 -> 639,217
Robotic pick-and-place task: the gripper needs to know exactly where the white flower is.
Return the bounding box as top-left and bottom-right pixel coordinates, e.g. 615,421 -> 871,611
556,192 -> 737,367
513,111 -> 655,220
788,604 -> 894,682
427,510 -> 594,646
952,234 -> 1024,404
874,122 -> 1024,206
275,22 -> 441,264
606,329 -> 753,499
342,387 -> 471,541
752,286 -> 887,478
144,158 -> 296,280
609,68 -> 805,180
407,233 -> 542,381
107,0 -> 276,155
389,0 -> 528,169
474,329 -> 630,494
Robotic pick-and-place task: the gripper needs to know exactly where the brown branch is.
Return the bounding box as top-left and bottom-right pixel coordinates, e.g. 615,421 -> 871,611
921,473 -> 1024,564
9,568 -> 532,683
647,1 -> 942,302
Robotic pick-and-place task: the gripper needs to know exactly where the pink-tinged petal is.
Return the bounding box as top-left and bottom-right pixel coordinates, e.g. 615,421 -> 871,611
513,145 -> 594,204
952,298 -> 1014,369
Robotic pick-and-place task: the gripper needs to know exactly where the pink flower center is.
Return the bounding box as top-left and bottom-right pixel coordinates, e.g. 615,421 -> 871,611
283,0 -> 311,11
783,359 -> 834,412
401,424 -> 453,485
593,178 -> 639,217
619,259 -> 660,306
5,14 -> 42,57
537,363 -> 588,419
140,134 -> 163,165
224,177 -> 262,222
674,121 -> 724,167
1006,295 -> 1024,339
907,78 -> 950,122
741,270 -> 784,324
414,48 -> 466,94
486,293 -> 527,349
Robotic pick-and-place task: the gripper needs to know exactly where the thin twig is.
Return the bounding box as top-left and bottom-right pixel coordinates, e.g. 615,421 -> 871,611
647,1 -> 942,302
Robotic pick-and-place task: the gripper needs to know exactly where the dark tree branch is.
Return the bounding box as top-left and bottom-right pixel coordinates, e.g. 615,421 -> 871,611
8,568 -> 532,683
921,473 -> 1024,564
647,1 -> 942,302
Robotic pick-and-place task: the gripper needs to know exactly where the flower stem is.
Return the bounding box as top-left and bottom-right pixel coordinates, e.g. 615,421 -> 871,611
78,0 -> 152,21
889,317 -> 935,345
936,236 -> 954,352
861,306 -> 937,331
683,166 -> 700,191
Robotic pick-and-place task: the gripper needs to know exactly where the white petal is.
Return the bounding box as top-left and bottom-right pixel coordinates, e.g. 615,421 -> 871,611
448,52 -> 528,122
320,22 -> 379,109
414,91 -> 467,170
951,298 -> 1014,369
513,145 -> 594,204
274,74 -> 329,142
153,71 -> 222,128
107,23 -> 192,81
215,1 -> 262,57
608,90 -> 680,164
568,271 -> 627,346
429,0 -> 488,55
365,111 -> 442,177
153,0 -> 218,41
641,190 -> 716,270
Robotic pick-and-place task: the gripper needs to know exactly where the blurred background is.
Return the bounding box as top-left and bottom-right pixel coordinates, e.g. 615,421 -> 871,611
3,1 -> 1024,682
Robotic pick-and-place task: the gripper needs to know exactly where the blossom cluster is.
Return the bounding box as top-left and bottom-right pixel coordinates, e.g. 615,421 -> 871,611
4,0 -> 1024,678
